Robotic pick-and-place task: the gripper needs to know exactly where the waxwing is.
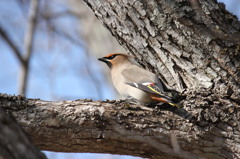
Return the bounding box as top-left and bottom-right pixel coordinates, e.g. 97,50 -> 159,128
98,53 -> 180,108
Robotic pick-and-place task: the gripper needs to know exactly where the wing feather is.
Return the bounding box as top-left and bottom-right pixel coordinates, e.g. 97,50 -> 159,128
122,65 -> 165,91
126,82 -> 181,108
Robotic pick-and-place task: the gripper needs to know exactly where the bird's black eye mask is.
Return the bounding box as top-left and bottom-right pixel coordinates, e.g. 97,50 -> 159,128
105,54 -> 117,60
98,56 -> 115,68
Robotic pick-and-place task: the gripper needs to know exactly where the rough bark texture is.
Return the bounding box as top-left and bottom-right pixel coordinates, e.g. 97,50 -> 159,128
1,93 -> 240,159
0,107 -> 46,159
83,0 -> 240,94
1,0 -> 240,159
80,1 -> 240,157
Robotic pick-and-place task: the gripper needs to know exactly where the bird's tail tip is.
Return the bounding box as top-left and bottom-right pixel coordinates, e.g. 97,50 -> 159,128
168,102 -> 183,108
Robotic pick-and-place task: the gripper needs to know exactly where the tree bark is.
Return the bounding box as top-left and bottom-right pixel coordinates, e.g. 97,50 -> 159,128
83,0 -> 240,94
1,93 -> 240,159
1,0 -> 240,159
80,0 -> 240,158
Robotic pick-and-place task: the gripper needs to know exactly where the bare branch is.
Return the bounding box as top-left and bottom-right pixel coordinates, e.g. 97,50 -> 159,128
45,22 -> 104,99
0,25 -> 24,64
19,0 -> 39,95
24,0 -> 39,62
41,10 -> 85,19
46,22 -> 85,47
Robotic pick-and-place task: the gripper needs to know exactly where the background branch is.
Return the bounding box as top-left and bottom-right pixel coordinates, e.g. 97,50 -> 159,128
19,0 -> 39,95
0,25 -> 24,64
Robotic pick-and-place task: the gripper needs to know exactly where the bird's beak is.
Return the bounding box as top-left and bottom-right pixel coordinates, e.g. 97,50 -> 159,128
98,57 -> 108,62
98,57 -> 112,68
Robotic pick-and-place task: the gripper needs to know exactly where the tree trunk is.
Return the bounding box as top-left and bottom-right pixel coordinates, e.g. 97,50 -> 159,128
83,0 -> 240,94
83,0 -> 240,158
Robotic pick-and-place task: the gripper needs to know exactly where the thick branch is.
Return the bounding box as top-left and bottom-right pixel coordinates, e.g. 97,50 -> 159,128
1,93 -> 239,159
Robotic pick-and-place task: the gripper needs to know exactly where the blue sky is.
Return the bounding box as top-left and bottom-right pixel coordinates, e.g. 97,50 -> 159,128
0,0 -> 115,101
0,0 -> 239,159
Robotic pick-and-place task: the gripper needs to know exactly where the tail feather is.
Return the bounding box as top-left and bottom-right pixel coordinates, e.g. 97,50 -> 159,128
127,82 -> 182,108
150,95 -> 181,108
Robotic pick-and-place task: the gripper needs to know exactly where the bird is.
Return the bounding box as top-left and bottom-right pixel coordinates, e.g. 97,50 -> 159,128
98,53 -> 181,108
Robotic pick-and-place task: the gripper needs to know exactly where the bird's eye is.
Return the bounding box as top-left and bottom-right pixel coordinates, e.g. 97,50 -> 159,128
107,55 -> 117,59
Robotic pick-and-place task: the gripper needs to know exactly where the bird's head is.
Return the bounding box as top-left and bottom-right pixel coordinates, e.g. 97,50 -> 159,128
98,53 -> 131,69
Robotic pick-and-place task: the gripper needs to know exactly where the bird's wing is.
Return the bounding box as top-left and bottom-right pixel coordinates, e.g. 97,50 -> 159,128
126,82 -> 181,108
126,82 -> 170,99
122,65 -> 181,108
122,65 -> 167,92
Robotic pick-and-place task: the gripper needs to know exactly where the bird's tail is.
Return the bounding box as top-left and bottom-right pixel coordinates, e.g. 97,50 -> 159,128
150,95 -> 182,108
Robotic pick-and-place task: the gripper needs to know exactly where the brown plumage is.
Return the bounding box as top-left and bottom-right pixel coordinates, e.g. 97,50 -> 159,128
98,53 -> 180,107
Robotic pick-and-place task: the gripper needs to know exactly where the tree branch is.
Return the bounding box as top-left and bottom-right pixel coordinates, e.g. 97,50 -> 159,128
19,0 -> 39,95
0,25 -> 24,64
24,0 -> 39,62
45,22 -> 104,99
1,93 -> 239,159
